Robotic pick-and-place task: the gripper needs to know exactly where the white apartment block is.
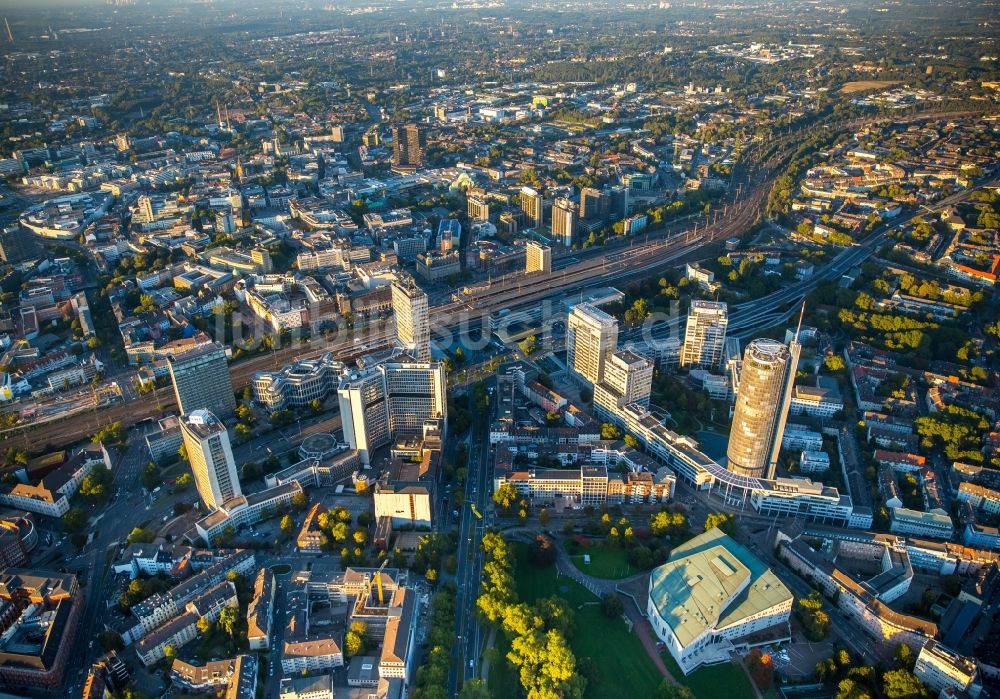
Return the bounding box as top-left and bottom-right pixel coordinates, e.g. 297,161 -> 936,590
373,483 -> 433,529
799,450 -> 831,473
781,424 -> 824,451
789,385 -> 844,418
595,348 -> 654,424
914,641 -> 981,698
682,300 -> 728,369
889,507 -> 954,540
567,303 -> 618,386
957,482 -> 1000,516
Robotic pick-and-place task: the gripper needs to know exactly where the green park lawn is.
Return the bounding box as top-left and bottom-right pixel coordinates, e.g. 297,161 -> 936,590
488,543 -> 663,699
567,542 -> 639,580
660,649 -> 757,699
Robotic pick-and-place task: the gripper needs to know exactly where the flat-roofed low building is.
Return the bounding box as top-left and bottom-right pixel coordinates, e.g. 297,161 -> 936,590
348,655 -> 380,687
799,450 -> 831,473
279,673 -> 334,699
789,384 -> 844,418
890,507 -> 954,540
195,480 -> 304,546
647,527 -> 792,675
914,640 -> 981,698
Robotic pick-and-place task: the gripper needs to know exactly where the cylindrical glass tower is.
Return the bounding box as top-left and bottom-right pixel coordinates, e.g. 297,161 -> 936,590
727,339 -> 793,479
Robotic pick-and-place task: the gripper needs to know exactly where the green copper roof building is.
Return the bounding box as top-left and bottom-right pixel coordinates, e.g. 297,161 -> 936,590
646,527 -> 792,674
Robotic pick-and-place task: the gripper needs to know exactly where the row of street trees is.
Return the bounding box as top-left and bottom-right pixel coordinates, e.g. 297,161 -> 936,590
476,532 -> 586,699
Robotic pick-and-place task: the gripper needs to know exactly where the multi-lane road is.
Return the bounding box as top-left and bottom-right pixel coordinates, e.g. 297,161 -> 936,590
620,174 -> 1000,347
447,380 -> 495,697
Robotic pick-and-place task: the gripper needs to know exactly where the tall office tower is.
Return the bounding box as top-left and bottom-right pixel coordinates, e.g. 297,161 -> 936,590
525,240 -> 552,274
0,226 -> 40,264
467,188 -> 490,222
519,187 -> 544,229
168,342 -> 236,419
567,303 -> 619,386
180,409 -> 241,510
579,187 -> 609,222
338,361 -> 447,465
391,276 -> 430,361
682,301 -> 729,369
608,185 -> 629,221
726,336 -> 801,479
551,197 -> 577,247
498,211 -> 519,237
594,349 -> 654,422
391,123 -> 426,170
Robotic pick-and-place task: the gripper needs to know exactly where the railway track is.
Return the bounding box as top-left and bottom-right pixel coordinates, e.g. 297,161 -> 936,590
6,109 -> 980,449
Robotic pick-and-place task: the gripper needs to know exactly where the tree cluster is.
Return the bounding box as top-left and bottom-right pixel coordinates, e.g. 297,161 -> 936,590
815,647 -> 931,699
476,532 -> 586,699
91,421 -> 127,446
411,583 -> 458,699
914,405 -> 989,465
797,591 -> 831,641
703,512 -> 735,534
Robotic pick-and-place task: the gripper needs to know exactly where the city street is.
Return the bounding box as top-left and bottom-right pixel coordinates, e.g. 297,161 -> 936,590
449,380 -> 495,695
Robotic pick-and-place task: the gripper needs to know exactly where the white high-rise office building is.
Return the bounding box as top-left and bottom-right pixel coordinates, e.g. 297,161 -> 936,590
338,361 -> 447,465
682,301 -> 729,369
551,197 -> 577,247
519,187 -> 544,229
605,349 -> 654,407
180,409 -> 241,510
567,303 -> 619,386
391,276 -> 430,361
594,349 -> 654,423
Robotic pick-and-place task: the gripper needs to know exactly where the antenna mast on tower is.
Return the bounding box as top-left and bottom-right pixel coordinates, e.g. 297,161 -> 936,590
793,300 -> 806,344
4,18 -> 14,43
